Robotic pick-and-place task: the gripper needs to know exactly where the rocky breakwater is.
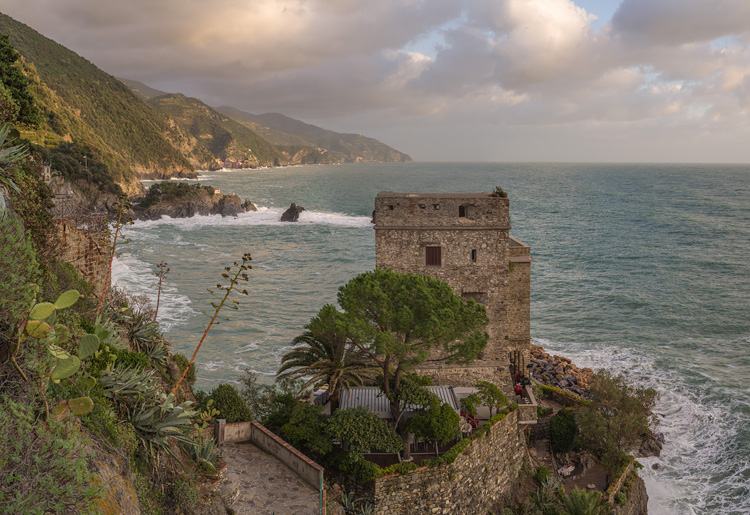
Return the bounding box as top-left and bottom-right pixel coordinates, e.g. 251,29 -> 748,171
529,344 -> 594,397
131,182 -> 257,221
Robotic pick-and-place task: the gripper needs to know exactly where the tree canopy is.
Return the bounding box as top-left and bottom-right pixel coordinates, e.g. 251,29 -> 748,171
0,34 -> 41,127
338,268 -> 489,414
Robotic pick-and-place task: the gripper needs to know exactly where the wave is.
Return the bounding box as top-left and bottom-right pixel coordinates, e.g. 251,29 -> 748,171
111,253 -> 196,330
129,206 -> 372,230
532,337 -> 750,515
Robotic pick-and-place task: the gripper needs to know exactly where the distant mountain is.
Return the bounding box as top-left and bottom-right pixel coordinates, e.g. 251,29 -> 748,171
117,78 -> 168,102
218,107 -> 413,164
0,13 -> 199,193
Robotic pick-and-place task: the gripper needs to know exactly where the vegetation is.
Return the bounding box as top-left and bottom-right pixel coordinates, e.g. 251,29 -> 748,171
39,141 -> 123,196
575,370 -> 657,473
198,383 -> 252,423
0,33 -> 41,126
550,408 -> 577,454
338,268 -> 489,426
138,181 -> 216,209
278,304 -> 375,410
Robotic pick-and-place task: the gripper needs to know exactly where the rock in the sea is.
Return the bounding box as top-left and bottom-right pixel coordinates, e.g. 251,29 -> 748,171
280,202 -> 305,222
242,200 -> 258,212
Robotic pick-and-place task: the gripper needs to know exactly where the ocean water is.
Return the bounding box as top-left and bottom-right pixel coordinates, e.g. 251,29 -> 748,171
112,162 -> 750,514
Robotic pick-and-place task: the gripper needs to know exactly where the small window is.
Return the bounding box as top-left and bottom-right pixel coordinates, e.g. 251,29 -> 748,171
426,246 -> 442,266
459,205 -> 466,217
387,205 -> 394,210
419,204 -> 426,209
433,204 -> 440,210
471,249 -> 477,262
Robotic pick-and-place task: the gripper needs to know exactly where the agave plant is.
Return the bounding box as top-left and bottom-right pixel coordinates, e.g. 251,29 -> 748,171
127,393 -> 196,456
100,365 -> 158,404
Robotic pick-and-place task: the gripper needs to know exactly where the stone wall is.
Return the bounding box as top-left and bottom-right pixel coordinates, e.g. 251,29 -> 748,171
508,238 -> 532,370
352,412 -> 528,514
54,220 -> 109,296
612,473 -> 649,515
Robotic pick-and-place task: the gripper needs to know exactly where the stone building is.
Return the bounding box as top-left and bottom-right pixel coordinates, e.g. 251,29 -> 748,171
373,192 -> 532,393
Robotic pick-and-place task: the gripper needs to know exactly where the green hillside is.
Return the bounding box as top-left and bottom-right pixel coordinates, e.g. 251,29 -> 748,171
148,93 -> 285,168
218,107 -> 413,163
0,13 -> 198,191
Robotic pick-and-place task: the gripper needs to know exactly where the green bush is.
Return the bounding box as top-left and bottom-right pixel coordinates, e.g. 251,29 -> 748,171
0,215 -> 40,327
172,476 -> 198,511
209,384 -> 252,423
533,466 -> 550,484
172,353 -> 195,383
550,408 -> 577,454
615,491 -> 627,506
378,461 -> 418,477
537,406 -> 554,418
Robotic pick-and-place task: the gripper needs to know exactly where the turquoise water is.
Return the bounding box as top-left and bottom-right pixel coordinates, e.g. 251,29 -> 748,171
113,162 -> 750,514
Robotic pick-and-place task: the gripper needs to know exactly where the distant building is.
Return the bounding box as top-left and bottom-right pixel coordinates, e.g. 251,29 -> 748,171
373,192 -> 533,393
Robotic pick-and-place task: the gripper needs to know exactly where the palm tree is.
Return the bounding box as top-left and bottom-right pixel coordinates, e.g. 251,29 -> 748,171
277,304 -> 374,411
559,488 -> 604,515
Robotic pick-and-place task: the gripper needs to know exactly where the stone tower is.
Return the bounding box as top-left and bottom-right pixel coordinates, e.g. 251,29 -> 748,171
373,192 -> 532,393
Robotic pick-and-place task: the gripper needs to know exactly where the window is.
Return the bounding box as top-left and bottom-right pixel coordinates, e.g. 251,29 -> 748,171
458,205 -> 466,217
471,249 -> 477,262
426,246 -> 441,266
433,204 -> 440,210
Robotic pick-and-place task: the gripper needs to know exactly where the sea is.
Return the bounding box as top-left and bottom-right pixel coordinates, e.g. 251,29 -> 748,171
112,162 -> 750,515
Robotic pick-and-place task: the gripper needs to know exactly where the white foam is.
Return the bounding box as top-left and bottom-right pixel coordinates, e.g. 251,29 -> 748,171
129,206 -> 372,230
111,253 -> 196,330
531,337 -> 749,515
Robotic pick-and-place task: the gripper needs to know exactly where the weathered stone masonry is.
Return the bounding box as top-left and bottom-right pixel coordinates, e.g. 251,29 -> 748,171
373,192 -> 532,392
54,220 -> 109,296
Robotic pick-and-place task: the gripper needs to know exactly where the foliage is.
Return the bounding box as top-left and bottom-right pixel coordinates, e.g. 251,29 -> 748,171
40,141 -> 123,195
324,447 -> 381,483
153,261 -> 170,322
490,186 -> 508,198
404,396 -> 460,446
186,430 -> 221,469
461,381 -> 509,417
533,466 -> 550,484
0,215 -> 40,328
171,352 -> 196,383
281,402 -> 333,455
171,476 -> 198,511
0,34 -> 41,126
538,406 -> 554,417
139,181 -> 216,209
378,461 -> 418,477
278,304 -> 375,410
239,370 -> 302,430
550,408 -> 577,454
206,383 -> 252,423
615,491 -> 627,506
0,396 -> 100,513
575,370 -> 657,464
172,252 -> 252,394
0,122 -> 29,212
559,488 -> 604,515
422,411 -> 509,468
96,194 -> 133,317
327,406 -> 404,455
100,364 -> 159,404
126,392 -> 196,456
337,269 -> 488,432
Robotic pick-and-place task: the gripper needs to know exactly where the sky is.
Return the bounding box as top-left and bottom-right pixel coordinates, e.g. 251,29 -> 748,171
2,0 -> 750,163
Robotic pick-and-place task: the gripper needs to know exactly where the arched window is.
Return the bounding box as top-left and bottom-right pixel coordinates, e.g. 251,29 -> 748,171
458,205 -> 466,217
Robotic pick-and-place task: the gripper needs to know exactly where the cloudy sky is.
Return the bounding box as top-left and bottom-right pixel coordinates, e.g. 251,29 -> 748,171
3,0 -> 750,162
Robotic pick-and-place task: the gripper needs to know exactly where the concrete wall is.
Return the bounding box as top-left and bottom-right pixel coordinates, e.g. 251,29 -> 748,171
349,412 -> 528,514
54,220 -> 109,296
218,421 -> 324,494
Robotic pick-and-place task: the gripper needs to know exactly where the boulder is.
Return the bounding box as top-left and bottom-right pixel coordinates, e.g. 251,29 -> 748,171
280,202 -> 305,222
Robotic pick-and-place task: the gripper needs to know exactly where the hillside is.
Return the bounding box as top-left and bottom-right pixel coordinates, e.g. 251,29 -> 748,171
0,13 -> 198,191
147,93 -> 286,169
218,107 -> 413,163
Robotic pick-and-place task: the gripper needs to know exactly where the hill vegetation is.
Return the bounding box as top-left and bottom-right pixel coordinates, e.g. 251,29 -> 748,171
0,13 -> 198,194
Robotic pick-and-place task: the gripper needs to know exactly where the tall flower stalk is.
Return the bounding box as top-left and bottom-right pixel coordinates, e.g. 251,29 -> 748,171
171,253 -> 252,394
96,195 -> 132,317
153,261 -> 170,322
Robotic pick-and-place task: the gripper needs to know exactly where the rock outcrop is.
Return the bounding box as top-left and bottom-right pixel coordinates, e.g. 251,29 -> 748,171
132,191 -> 257,220
529,344 -> 593,396
280,202 -> 305,222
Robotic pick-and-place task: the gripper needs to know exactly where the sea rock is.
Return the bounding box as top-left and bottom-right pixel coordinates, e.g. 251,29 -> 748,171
132,190 -> 257,220
280,202 -> 305,222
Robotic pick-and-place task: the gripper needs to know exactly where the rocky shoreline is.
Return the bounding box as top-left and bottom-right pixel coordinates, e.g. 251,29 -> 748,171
529,344 -> 594,397
131,188 -> 257,221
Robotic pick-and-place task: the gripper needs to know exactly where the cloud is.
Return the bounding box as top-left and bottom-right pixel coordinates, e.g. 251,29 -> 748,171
611,0 -> 750,45
2,0 -> 750,161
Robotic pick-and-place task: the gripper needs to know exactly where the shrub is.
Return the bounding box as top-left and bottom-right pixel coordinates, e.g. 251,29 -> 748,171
615,491 -> 627,506
281,402 -> 331,455
550,408 -> 577,454
378,462 -> 417,477
113,347 -> 150,370
0,215 -> 40,327
537,406 -> 554,417
533,466 -> 550,484
209,383 -> 252,423
172,476 -> 198,511
172,353 -> 195,383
